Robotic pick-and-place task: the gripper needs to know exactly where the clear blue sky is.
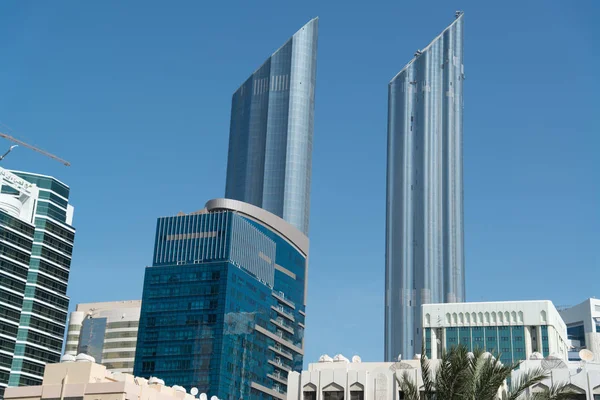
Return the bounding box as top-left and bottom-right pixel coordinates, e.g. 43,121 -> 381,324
0,0 -> 598,364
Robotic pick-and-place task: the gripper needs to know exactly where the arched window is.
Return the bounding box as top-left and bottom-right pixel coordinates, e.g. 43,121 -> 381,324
303,383 -> 317,400
322,383 -> 344,400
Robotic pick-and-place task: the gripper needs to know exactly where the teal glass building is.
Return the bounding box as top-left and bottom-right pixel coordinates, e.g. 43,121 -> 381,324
134,199 -> 308,400
225,18 -> 318,236
385,12 -> 465,361
0,169 -> 75,396
422,301 -> 569,365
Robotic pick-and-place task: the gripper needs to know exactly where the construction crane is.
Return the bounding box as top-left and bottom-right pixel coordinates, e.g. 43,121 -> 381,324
0,132 -> 71,166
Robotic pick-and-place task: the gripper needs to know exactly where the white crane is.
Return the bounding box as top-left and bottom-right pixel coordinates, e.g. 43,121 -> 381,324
0,132 -> 70,166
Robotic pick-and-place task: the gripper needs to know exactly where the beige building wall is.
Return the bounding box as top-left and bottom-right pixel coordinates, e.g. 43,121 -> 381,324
4,359 -> 194,400
65,300 -> 141,373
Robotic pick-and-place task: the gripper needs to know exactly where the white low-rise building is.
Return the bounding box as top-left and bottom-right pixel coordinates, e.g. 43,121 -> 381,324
422,300 -> 569,363
559,298 -> 600,362
287,354 -> 441,400
513,358 -> 600,399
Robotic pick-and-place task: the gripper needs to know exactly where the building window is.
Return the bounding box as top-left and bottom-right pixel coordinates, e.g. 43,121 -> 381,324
350,391 -> 363,400
303,392 -> 316,400
323,392 -> 344,400
567,323 -> 586,347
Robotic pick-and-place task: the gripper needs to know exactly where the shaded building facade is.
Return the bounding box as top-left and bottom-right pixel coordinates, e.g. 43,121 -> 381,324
134,199 -> 308,400
385,13 -> 465,361
225,18 -> 318,236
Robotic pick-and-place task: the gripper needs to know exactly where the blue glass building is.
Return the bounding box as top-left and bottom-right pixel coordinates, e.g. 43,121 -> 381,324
134,199 -> 308,400
225,18 -> 318,236
385,12 -> 465,361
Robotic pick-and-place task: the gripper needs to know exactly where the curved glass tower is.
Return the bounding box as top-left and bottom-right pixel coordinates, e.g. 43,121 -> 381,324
385,12 -> 465,361
134,199 -> 308,400
225,18 -> 318,236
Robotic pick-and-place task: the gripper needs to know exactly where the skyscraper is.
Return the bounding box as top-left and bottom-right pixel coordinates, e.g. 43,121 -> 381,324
134,199 -> 308,400
0,168 -> 75,395
225,18 -> 318,236
385,12 -> 465,361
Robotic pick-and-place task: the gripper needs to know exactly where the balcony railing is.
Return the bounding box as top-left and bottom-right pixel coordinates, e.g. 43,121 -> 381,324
268,372 -> 287,385
270,344 -> 293,358
272,291 -> 295,308
271,318 -> 294,334
271,305 -> 295,321
268,358 -> 291,371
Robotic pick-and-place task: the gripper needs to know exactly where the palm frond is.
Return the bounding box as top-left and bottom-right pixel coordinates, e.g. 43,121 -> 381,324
470,354 -> 513,400
529,381 -> 581,400
434,345 -> 471,400
506,366 -> 547,400
397,370 -> 421,400
420,349 -> 435,400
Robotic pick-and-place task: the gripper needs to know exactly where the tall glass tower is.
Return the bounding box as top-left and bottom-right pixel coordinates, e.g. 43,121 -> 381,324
0,168 -> 75,396
225,18 -> 318,236
385,12 -> 465,361
134,199 -> 308,400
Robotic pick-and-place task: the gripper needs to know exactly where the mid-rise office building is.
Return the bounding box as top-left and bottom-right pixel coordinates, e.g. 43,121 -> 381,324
4,356 -> 196,400
64,300 -> 141,373
385,12 -> 465,361
0,168 -> 75,395
225,18 -> 318,235
422,301 -> 569,365
134,199 -> 308,400
559,298 -> 600,362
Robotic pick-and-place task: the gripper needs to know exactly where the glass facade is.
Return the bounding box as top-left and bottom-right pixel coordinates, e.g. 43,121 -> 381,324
76,317 -> 108,363
385,13 -> 465,361
134,204 -> 307,399
425,325 -> 533,364
0,210 -> 35,397
0,171 -> 75,394
225,18 -> 318,235
567,323 -> 586,347
64,301 -> 141,374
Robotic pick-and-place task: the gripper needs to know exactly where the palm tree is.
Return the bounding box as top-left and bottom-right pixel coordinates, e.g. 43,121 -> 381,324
396,345 -> 577,400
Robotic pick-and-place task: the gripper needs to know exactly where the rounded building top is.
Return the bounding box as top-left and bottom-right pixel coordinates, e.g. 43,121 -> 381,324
205,198 -> 309,256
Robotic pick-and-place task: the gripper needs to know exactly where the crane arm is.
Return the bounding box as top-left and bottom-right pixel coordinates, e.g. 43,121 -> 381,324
0,132 -> 70,166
